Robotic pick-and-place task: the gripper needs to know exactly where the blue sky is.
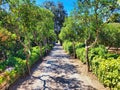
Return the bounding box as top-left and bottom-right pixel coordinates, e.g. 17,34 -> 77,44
36,0 -> 77,15
0,0 -> 77,15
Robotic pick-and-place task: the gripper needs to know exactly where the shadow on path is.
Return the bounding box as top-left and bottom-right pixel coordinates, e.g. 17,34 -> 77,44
8,43 -> 97,90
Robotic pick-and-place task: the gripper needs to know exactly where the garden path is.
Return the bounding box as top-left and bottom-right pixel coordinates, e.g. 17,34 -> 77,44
9,43 -> 108,90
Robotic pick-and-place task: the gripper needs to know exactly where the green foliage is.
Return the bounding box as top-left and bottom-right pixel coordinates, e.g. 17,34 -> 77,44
31,46 -> 40,55
0,0 -> 56,88
99,23 -> 120,48
74,42 -> 120,89
29,52 -> 39,66
75,42 -> 85,49
89,45 -> 108,60
76,48 -> 86,63
42,1 -> 67,36
0,61 -> 6,72
15,49 -> 26,59
63,41 -> 73,54
105,53 -> 119,59
0,44 -> 53,85
0,57 -> 26,85
91,57 -> 120,89
59,17 -> 81,42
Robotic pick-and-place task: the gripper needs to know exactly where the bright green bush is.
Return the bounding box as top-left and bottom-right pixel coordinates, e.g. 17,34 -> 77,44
76,48 -> 86,63
91,57 -> 120,89
0,44 -> 53,87
75,44 -> 120,89
75,42 -> 85,49
31,46 -> 40,55
14,57 -> 26,74
29,52 -> 39,66
89,45 -> 107,61
63,41 -> 73,54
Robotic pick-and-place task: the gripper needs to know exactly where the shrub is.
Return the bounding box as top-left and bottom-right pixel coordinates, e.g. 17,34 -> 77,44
76,48 -> 86,63
29,52 -> 39,66
89,45 -> 107,61
91,57 -> 120,89
0,44 -> 53,88
15,49 -> 26,59
0,61 -> 6,72
63,40 -> 73,54
14,57 -> 26,74
105,53 -> 119,59
31,46 -> 40,55
75,42 -> 85,49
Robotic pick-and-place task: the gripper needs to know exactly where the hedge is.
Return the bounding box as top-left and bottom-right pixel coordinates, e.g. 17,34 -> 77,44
62,41 -> 120,90
63,40 -> 73,54
0,44 -> 53,89
91,57 -> 120,89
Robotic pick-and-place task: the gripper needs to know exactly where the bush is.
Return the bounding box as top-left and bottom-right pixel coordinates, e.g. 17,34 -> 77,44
63,40 -> 73,54
76,48 -> 86,63
31,46 -> 40,55
14,57 -> 26,74
15,49 -> 26,59
62,40 -> 120,89
0,61 -> 6,72
29,52 -> 39,66
89,45 -> 107,61
91,57 -> 120,89
105,53 -> 119,59
75,42 -> 85,49
0,44 -> 53,87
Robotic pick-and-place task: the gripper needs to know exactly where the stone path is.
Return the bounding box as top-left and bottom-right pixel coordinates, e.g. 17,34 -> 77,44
9,43 -> 108,90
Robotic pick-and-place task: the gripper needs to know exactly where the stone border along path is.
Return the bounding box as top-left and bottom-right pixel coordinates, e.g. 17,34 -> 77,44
8,43 -> 109,90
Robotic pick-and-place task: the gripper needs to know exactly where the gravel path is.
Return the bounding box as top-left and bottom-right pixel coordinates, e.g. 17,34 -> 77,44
9,43 -> 108,90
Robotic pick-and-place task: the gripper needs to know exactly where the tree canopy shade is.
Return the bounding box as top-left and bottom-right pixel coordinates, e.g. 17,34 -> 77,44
0,0 -> 56,75
59,0 -> 120,71
75,0 -> 120,71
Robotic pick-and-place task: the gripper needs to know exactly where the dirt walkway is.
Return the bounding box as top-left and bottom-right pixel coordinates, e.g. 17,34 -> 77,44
9,43 -> 108,90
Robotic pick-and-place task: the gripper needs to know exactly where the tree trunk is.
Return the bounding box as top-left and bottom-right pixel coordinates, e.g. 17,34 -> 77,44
39,43 -> 43,57
72,41 -> 76,58
26,58 -> 31,76
85,40 -> 90,72
60,40 -> 62,46
25,49 -> 31,76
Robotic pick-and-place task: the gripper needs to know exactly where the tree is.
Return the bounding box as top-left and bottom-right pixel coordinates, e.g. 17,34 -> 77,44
0,27 -> 17,60
108,13 -> 120,23
42,1 -> 67,39
47,0 -> 119,71
59,16 -> 82,58
4,0 -> 54,75
73,0 -> 119,71
99,23 -> 120,49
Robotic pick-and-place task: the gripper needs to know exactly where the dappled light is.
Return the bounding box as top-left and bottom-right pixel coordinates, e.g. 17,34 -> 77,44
9,43 -> 102,90
0,0 -> 120,90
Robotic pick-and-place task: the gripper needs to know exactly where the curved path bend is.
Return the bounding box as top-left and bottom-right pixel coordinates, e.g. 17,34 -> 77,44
9,43 -> 108,90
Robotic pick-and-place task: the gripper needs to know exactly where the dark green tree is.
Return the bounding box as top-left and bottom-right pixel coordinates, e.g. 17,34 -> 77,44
42,1 -> 67,39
